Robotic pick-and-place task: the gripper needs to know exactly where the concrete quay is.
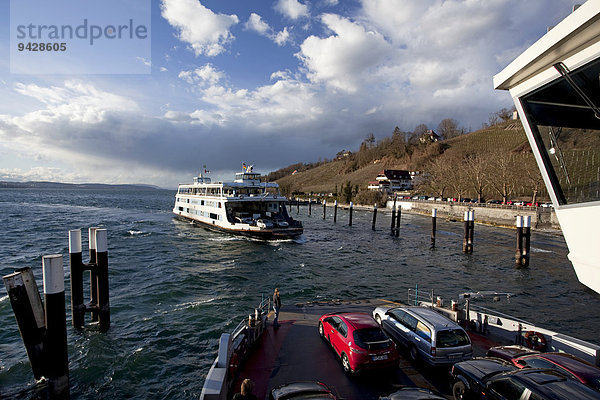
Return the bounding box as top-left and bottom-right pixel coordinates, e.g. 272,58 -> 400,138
387,200 -> 559,230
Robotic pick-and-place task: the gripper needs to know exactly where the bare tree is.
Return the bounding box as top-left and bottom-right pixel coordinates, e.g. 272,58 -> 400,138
437,118 -> 461,140
487,152 -> 518,203
464,154 -> 489,202
419,157 -> 450,198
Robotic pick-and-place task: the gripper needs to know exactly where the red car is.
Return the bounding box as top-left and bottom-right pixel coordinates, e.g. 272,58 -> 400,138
319,312 -> 398,374
511,352 -> 600,391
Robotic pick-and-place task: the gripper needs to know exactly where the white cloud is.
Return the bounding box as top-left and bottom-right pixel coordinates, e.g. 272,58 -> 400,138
297,13 -> 391,93
244,13 -> 291,46
245,13 -> 270,35
160,0 -> 239,57
275,0 -> 309,20
274,27 -> 290,46
178,64 -> 226,86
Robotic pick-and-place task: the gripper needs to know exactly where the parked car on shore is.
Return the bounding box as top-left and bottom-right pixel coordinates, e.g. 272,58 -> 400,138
372,306 -> 472,366
451,358 -> 600,400
319,312 -> 398,374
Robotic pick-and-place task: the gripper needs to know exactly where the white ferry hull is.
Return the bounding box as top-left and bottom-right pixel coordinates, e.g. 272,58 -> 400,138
173,169 -> 303,240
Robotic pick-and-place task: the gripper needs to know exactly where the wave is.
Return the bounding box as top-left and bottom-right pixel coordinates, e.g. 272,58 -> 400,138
0,295 -> 8,303
531,247 -> 553,253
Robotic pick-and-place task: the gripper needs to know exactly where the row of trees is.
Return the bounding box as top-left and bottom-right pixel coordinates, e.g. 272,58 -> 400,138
417,151 -> 546,204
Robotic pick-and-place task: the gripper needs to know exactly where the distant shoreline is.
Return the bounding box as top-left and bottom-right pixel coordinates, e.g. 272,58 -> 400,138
0,181 -> 167,190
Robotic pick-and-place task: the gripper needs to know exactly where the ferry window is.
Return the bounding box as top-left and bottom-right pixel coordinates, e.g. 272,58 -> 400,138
201,200 -> 204,206
520,57 -> 600,205
210,213 -> 218,219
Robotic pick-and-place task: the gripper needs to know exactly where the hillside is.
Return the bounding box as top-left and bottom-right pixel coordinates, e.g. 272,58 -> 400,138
272,121 -> 542,202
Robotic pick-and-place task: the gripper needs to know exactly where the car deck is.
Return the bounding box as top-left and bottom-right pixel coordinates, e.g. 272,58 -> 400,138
232,299 -> 509,400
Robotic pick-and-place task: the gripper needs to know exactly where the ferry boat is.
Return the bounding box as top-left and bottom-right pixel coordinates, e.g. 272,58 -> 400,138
494,1 -> 600,294
173,166 -> 303,239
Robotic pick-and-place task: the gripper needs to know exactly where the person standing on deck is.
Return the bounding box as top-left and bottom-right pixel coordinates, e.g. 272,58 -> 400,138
273,288 -> 281,328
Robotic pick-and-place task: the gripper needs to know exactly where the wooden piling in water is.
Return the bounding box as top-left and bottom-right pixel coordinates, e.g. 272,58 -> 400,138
308,198 -> 312,215
42,254 -> 70,397
395,206 -> 401,237
372,204 -> 377,230
468,210 -> 474,253
523,216 -> 531,267
515,216 -> 524,266
333,200 -> 338,223
431,209 -> 437,248
323,200 -> 326,219
390,199 -> 396,235
69,229 -> 85,329
89,227 -> 99,323
463,211 -> 475,253
2,268 -> 46,381
296,198 -> 299,213
96,229 -> 110,332
349,202 -> 353,226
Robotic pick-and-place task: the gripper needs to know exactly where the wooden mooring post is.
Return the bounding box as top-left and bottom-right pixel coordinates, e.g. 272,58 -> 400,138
322,199 -> 326,219
463,210 -> 474,254
42,255 -> 69,397
515,216 -> 531,267
431,208 -> 437,248
308,198 -> 312,215
2,258 -> 70,398
395,206 -> 401,237
349,202 -> 353,226
372,204 -> 377,230
296,198 -> 299,213
333,200 -> 338,223
69,228 -> 110,332
390,198 -> 396,235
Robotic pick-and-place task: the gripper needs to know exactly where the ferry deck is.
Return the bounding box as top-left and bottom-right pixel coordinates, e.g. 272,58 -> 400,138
231,299 -> 505,400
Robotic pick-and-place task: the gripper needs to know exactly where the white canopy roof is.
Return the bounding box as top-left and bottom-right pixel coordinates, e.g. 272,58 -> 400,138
494,1 -> 600,91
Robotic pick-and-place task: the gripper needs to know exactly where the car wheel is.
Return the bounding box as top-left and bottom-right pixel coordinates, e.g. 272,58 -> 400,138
375,314 -> 382,325
318,322 -> 324,339
408,344 -> 418,362
341,353 -> 353,375
452,380 -> 467,400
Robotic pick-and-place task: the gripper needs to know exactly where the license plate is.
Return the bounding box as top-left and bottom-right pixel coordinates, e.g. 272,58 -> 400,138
372,354 -> 388,361
448,353 -> 462,359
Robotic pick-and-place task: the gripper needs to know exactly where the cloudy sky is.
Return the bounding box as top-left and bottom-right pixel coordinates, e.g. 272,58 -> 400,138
0,0 -> 583,187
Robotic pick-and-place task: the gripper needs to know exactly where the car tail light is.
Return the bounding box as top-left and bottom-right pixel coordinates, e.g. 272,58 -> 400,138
431,347 -> 436,356
350,347 -> 366,354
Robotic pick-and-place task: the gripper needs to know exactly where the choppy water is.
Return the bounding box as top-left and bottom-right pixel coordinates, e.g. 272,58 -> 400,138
1,188 -> 599,399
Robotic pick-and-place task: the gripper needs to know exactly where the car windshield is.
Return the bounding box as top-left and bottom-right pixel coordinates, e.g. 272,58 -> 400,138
436,329 -> 470,348
353,328 -> 390,350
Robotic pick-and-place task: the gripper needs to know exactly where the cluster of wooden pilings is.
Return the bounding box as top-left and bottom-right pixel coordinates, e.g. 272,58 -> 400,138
291,199 -> 535,263
2,227 -> 110,398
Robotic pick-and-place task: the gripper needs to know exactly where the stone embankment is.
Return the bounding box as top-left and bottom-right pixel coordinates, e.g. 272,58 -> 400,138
386,200 -> 559,230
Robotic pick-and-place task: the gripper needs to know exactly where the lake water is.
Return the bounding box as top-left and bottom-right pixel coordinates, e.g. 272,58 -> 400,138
1,188 -> 599,399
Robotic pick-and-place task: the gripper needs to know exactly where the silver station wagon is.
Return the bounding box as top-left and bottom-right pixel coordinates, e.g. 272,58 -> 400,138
373,306 -> 472,366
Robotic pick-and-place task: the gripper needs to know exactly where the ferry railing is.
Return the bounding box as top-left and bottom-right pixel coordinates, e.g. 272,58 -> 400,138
407,286 -> 435,306
201,294 -> 272,400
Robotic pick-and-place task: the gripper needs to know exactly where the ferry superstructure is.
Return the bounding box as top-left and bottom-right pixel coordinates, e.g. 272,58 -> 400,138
173,167 -> 303,239
494,1 -> 600,294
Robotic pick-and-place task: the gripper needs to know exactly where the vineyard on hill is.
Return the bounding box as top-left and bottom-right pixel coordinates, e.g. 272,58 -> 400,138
270,120 -> 550,205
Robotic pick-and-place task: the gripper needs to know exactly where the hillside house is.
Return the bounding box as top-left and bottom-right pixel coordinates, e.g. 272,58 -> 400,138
419,130 -> 442,143
368,169 -> 413,193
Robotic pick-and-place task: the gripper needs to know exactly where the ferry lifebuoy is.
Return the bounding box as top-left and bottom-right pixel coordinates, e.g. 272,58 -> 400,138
524,331 -> 547,351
